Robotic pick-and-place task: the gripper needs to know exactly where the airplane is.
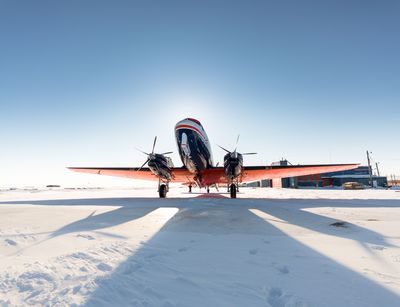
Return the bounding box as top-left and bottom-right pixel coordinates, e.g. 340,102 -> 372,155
68,118 -> 359,198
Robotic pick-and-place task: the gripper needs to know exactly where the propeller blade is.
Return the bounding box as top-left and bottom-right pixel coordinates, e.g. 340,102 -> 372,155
135,148 -> 149,155
234,134 -> 240,152
242,152 -> 257,155
151,136 -> 157,154
137,158 -> 149,171
218,145 -> 231,153
160,151 -> 173,155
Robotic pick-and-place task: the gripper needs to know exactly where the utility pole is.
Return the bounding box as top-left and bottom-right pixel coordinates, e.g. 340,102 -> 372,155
375,162 -> 380,177
366,150 -> 373,188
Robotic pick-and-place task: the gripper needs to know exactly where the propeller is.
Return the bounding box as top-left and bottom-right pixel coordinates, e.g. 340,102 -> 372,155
218,134 -> 257,157
136,136 -> 173,171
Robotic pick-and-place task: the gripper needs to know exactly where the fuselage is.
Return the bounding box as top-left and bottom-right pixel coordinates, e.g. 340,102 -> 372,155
175,118 -> 213,175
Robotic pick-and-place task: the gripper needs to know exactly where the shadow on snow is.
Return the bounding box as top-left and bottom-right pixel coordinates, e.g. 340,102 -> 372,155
1,195 -> 399,306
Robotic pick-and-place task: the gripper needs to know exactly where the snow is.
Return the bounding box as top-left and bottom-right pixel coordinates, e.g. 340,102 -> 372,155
0,187 -> 399,306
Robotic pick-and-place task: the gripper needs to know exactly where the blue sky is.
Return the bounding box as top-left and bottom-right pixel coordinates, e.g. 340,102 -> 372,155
1,0 -> 399,186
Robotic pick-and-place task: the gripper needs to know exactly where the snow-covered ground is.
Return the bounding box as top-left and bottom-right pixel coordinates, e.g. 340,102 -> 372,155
0,187 -> 399,306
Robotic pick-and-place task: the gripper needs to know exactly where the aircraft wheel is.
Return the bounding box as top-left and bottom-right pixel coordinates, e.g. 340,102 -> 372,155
230,184 -> 237,198
207,187 -> 210,193
159,184 -> 167,198
188,185 -> 192,193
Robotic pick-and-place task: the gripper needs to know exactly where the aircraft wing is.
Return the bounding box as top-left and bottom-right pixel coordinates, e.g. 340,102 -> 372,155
69,163 -> 359,185
199,163 -> 359,185
240,163 -> 359,183
68,167 -> 194,183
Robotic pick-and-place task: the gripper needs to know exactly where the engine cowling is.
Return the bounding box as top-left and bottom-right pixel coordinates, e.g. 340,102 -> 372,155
148,154 -> 173,181
219,136 -> 256,182
223,152 -> 243,180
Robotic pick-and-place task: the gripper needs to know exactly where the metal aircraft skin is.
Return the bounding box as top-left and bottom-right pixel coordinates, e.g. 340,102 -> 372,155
69,118 -> 359,198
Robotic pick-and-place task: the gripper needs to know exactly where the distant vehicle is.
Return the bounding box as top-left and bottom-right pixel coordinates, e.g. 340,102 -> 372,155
69,118 -> 359,198
343,182 -> 365,190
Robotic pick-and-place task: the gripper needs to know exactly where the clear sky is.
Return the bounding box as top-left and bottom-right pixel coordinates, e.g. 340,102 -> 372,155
1,0 -> 399,187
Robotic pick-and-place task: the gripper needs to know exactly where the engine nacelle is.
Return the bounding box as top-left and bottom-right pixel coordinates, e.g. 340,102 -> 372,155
148,154 -> 173,181
223,152 -> 243,180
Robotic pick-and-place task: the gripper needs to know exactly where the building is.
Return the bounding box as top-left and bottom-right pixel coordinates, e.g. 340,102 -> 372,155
325,174 -> 388,188
245,161 -> 388,188
297,165 -> 388,188
244,160 -> 297,188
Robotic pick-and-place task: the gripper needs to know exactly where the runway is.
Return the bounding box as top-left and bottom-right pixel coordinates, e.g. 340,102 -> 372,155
0,187 -> 399,306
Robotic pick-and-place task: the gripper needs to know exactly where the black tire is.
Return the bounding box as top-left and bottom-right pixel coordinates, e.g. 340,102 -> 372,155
159,184 -> 167,198
207,187 -> 210,193
230,184 -> 237,198
189,185 -> 192,193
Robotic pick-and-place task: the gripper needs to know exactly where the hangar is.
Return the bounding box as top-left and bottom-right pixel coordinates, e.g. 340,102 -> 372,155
246,161 -> 388,188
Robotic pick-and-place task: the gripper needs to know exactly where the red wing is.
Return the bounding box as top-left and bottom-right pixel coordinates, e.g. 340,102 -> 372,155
69,163 -> 359,185
241,164 -> 359,183
68,167 -> 193,183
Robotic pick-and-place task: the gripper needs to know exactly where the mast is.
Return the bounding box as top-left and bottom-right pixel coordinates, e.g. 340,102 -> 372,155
366,150 -> 373,188
375,162 -> 380,177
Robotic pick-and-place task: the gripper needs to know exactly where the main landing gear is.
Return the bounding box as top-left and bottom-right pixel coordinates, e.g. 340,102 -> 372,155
158,180 -> 169,198
228,183 -> 238,198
